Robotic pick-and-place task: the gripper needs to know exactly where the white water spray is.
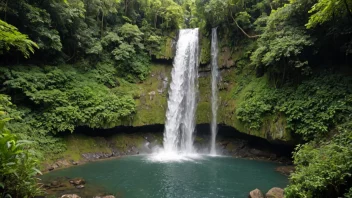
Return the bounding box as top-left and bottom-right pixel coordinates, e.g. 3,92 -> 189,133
162,28 -> 200,156
210,28 -> 219,155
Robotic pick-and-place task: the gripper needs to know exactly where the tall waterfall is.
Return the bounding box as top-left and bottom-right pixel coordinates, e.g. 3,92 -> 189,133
210,28 -> 219,155
163,28 -> 200,154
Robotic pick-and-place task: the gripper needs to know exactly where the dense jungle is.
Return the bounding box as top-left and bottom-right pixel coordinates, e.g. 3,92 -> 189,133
0,0 -> 352,197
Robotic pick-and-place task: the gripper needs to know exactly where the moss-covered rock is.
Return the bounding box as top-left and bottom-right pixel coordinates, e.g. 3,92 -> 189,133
154,32 -> 177,60
132,64 -> 171,126
60,134 -> 113,162
200,35 -> 211,65
42,132 -> 164,170
130,33 -> 293,143
131,62 -> 293,143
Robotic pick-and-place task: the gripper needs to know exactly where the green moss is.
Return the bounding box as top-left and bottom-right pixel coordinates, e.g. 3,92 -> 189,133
113,134 -> 145,152
200,36 -> 211,64
226,142 -> 235,152
155,32 -> 176,60
197,75 -> 211,123
59,134 -> 112,162
132,64 -> 171,126
194,136 -> 205,143
131,59 -> 293,143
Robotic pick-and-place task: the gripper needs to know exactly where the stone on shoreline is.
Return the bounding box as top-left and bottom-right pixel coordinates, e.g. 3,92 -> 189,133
69,178 -> 85,186
61,194 -> 81,198
248,188 -> 264,198
266,187 -> 284,198
275,166 -> 295,176
75,184 -> 85,189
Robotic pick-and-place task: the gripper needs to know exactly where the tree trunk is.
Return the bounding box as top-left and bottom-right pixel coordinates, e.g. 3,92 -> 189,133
154,13 -> 158,28
125,0 -> 129,15
4,0 -> 8,21
101,11 -> 104,38
230,11 -> 261,39
343,0 -> 352,23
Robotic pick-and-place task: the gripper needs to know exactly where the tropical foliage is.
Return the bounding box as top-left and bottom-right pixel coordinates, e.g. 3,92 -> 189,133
0,101 -> 42,198
236,74 -> 352,140
0,0 -> 352,197
285,124 -> 352,198
0,19 -> 38,58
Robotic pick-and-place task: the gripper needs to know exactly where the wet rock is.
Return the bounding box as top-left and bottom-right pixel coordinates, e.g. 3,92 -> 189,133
157,76 -> 169,94
49,163 -> 60,171
56,159 -> 71,167
82,152 -> 112,161
266,187 -> 284,198
50,180 -> 60,187
75,185 -> 85,189
72,161 -> 78,165
248,188 -> 264,198
43,183 -> 51,189
61,194 -> 81,198
249,149 -> 272,158
148,91 -> 156,100
69,178 -> 85,186
276,166 -> 295,176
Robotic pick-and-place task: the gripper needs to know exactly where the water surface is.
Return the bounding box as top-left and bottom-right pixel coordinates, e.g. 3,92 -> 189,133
41,156 -> 288,197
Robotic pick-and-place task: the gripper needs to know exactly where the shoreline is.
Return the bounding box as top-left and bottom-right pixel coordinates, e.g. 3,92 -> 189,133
41,153 -> 293,175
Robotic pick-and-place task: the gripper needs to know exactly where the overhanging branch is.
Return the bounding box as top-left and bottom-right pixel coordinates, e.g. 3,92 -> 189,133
230,11 -> 261,39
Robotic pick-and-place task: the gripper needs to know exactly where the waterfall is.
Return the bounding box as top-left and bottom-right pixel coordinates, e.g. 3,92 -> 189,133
210,28 -> 219,155
163,28 -> 200,154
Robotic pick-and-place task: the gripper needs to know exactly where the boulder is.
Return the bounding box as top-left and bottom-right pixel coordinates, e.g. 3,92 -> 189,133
248,188 -> 264,198
61,194 -> 81,198
50,180 -> 60,188
69,178 -> 85,186
266,187 -> 284,198
75,185 -> 85,189
276,166 -> 295,176
56,159 -> 71,167
49,163 -> 59,171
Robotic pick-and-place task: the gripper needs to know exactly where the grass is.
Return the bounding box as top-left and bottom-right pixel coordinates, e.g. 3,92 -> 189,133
61,134 -> 112,162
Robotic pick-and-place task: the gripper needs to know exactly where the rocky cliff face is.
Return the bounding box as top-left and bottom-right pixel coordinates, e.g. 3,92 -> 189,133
43,125 -> 292,172
130,33 -> 293,144
131,65 -> 292,144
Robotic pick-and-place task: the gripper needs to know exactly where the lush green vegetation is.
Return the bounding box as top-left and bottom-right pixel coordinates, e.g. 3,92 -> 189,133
0,99 -> 42,197
286,125 -> 352,197
0,0 -> 352,197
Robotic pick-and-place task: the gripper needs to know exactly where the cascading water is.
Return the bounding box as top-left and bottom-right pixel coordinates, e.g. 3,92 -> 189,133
210,28 -> 219,155
163,28 -> 200,155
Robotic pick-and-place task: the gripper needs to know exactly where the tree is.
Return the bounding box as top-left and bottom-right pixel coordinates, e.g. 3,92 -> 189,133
250,2 -> 314,82
0,20 -> 38,58
285,126 -> 352,198
306,0 -> 352,29
138,0 -> 183,29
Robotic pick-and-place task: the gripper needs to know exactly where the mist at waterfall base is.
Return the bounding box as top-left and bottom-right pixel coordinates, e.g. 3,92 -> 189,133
41,156 -> 288,198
